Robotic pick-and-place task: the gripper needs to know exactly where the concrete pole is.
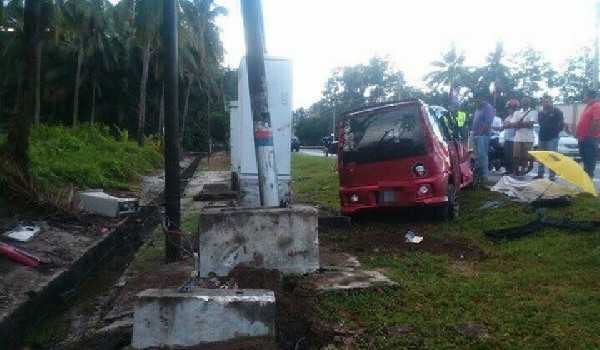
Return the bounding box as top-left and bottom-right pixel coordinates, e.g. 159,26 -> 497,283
162,0 -> 181,262
241,0 -> 279,207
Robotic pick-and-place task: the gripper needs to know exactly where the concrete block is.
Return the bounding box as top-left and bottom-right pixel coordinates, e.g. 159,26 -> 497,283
199,205 -> 319,277
131,289 -> 276,349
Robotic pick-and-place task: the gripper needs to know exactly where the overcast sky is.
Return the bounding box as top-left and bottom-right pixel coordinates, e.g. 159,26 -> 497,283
217,0 -> 597,109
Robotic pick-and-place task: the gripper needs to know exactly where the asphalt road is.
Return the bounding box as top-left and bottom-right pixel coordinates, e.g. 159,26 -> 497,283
298,148 -> 336,158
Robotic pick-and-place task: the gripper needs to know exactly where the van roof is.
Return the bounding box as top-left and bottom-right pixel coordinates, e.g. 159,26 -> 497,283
342,99 -> 422,119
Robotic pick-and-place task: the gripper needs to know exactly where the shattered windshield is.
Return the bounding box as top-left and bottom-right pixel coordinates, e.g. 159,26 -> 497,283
342,105 -> 426,163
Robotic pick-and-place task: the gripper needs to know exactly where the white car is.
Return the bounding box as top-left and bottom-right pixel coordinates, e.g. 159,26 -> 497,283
498,125 -> 579,158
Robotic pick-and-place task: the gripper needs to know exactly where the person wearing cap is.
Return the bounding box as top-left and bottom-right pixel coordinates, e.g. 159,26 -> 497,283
535,95 -> 564,180
502,99 -> 520,175
471,94 -> 496,181
576,90 -> 600,178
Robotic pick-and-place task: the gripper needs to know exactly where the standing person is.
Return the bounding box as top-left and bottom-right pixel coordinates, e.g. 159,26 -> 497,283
471,94 -> 495,182
535,95 -> 564,180
576,90 -> 600,178
502,99 -> 520,175
507,97 -> 537,176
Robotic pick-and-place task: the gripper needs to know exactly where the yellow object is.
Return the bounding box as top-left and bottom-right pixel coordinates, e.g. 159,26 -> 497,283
529,151 -> 597,196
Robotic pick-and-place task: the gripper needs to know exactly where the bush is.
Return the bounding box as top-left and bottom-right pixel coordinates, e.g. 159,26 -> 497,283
28,124 -> 163,190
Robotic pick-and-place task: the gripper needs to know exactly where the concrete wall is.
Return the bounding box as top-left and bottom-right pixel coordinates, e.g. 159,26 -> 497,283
132,289 -> 276,349
556,103 -> 586,132
198,205 -> 319,277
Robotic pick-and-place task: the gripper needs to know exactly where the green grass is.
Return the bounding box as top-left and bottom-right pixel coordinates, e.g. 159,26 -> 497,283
292,153 -> 600,349
27,124 -> 162,190
291,154 -> 339,209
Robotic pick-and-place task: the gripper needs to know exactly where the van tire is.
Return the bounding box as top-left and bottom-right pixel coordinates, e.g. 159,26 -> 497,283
434,183 -> 459,221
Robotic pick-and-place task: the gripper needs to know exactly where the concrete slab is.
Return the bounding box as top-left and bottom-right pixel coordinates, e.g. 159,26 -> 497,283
198,205 -> 319,277
131,289 -> 276,349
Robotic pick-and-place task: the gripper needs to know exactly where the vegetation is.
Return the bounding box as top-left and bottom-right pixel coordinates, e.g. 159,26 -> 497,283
28,124 -> 162,189
292,153 -> 600,349
291,154 -> 339,209
294,43 -> 592,145
0,0 -> 235,155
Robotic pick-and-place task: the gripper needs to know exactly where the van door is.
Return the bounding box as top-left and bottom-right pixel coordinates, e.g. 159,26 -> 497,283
429,109 -> 464,189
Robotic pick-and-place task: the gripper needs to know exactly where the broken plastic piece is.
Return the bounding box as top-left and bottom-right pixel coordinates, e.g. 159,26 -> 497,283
4,224 -> 41,242
0,242 -> 41,267
405,230 -> 423,244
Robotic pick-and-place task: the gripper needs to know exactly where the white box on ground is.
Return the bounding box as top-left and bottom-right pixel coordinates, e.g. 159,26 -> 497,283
78,190 -> 138,217
131,289 -> 276,349
198,205 -> 319,277
233,56 -> 293,206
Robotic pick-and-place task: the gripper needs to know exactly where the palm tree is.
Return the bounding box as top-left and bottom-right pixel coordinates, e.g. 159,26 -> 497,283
425,45 -> 468,94
134,0 -> 162,146
6,0 -> 42,173
179,0 -> 226,142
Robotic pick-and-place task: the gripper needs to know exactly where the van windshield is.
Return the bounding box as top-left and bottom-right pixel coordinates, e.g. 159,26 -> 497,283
341,105 -> 426,164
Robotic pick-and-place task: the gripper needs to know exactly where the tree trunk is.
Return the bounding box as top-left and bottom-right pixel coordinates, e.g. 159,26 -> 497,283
137,40 -> 151,147
207,94 -> 211,155
72,43 -> 84,126
158,83 -> 165,135
12,77 -> 22,114
34,43 -> 41,124
90,82 -> 96,125
180,77 -> 193,144
7,0 -> 41,173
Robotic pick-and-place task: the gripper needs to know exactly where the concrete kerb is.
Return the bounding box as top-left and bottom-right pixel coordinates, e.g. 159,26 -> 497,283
131,289 -> 276,349
198,205 -> 319,277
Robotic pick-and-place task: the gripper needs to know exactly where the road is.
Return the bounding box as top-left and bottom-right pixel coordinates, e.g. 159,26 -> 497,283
298,147 -> 336,158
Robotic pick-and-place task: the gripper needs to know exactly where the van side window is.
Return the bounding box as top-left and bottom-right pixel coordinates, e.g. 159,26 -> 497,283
424,107 -> 446,143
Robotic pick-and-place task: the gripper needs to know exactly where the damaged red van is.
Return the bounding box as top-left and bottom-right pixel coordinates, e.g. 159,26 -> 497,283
337,100 -> 473,219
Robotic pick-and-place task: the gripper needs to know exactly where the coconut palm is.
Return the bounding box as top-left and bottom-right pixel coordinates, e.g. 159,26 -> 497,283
425,45 -> 468,94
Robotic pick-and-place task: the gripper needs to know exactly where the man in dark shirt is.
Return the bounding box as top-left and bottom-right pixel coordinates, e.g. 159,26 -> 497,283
535,95 -> 564,180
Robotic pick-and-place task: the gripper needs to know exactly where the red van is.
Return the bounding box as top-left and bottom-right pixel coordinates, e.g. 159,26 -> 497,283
337,100 -> 473,219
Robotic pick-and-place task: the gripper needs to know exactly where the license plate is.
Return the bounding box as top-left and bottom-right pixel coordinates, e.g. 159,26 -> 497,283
379,190 -> 396,203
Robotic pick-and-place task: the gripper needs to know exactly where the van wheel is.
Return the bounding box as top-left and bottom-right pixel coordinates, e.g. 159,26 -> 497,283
434,184 -> 459,221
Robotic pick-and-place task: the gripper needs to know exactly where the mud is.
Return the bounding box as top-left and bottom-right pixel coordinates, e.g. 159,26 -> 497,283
321,221 -> 487,261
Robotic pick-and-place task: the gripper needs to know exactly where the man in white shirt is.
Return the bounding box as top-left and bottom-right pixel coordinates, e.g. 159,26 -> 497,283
506,97 -> 537,176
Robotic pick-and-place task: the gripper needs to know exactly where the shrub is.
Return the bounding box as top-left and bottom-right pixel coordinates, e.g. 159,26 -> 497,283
27,124 -> 163,190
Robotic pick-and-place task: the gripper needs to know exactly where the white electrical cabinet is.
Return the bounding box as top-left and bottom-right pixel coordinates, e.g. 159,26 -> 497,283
229,100 -> 241,175
232,56 -> 293,207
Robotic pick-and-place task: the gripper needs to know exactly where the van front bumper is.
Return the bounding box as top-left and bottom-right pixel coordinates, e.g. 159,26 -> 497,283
339,174 -> 449,215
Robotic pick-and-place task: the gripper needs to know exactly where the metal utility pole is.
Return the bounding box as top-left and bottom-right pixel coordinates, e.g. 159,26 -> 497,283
162,0 -> 181,262
241,0 -> 279,207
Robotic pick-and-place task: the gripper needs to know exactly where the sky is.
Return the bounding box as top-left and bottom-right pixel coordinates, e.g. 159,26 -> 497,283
217,0 -> 596,109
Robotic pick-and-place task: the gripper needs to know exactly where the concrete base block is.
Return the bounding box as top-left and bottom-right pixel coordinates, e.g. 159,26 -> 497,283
131,289 -> 276,349
199,205 -> 319,277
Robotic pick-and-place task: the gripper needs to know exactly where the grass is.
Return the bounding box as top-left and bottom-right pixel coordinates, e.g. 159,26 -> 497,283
25,124 -> 162,190
291,154 -> 339,209
292,153 -> 600,349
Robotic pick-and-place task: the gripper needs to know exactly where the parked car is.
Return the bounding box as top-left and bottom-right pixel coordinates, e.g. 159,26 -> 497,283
291,136 -> 301,152
337,100 -> 473,219
497,125 -> 580,157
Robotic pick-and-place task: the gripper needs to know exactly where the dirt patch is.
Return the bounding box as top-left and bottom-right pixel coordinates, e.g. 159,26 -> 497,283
320,222 -> 487,262
202,152 -> 230,171
227,266 -> 351,350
